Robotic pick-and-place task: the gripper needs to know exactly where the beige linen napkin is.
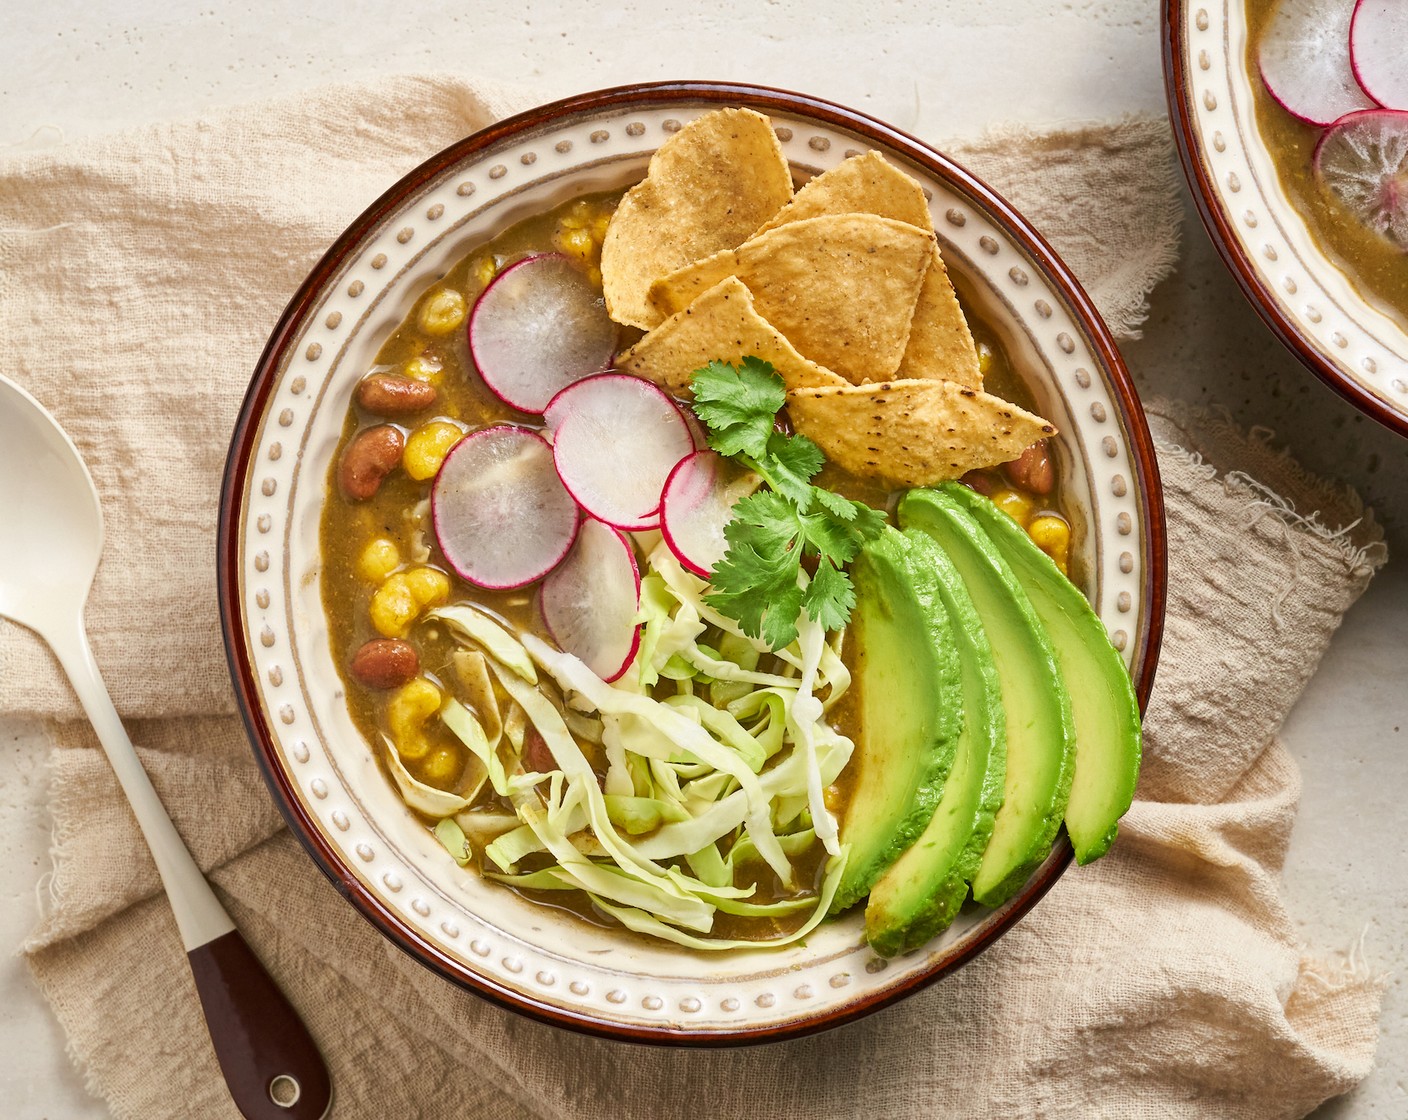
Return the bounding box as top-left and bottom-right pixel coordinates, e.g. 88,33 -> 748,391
0,76 -> 1385,1119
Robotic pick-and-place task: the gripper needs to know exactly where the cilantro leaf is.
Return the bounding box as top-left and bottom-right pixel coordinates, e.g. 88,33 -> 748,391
689,358 -> 891,649
690,359 -> 785,462
763,431 -> 824,506
802,559 -> 855,633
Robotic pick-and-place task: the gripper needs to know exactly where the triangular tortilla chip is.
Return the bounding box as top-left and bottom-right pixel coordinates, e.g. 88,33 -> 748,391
600,108 -> 793,331
648,214 -> 933,383
617,277 -> 849,397
896,244 -> 984,389
786,379 -> 1056,488
754,150 -> 933,234
751,152 -> 982,389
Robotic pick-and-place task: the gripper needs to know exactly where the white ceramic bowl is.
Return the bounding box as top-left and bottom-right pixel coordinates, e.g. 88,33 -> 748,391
219,82 -> 1165,1043
1165,0 -> 1408,436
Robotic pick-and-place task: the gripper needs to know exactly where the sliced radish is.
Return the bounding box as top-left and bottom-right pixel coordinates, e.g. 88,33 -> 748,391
1351,0 -> 1408,110
432,425 -> 580,589
1313,109 -> 1408,249
544,374 -> 694,531
1259,0 -> 1376,126
468,254 -> 616,414
660,451 -> 760,578
682,408 -> 710,451
540,518 -> 642,682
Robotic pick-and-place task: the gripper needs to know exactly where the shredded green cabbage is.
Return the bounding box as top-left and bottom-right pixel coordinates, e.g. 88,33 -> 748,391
424,545 -> 857,949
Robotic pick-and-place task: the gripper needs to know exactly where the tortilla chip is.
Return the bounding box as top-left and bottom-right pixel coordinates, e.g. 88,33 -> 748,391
750,152 -> 982,389
617,277 -> 849,397
786,379 -> 1056,488
755,150 -> 933,234
895,244 -> 984,389
648,214 -> 933,383
600,108 -> 793,331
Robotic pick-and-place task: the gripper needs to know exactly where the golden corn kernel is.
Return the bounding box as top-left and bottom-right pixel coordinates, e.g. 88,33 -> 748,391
404,354 -> 444,385
416,744 -> 465,790
553,224 -> 596,263
471,256 -> 498,291
418,287 -> 467,335
585,265 -> 602,289
355,537 -> 401,583
403,420 -> 463,481
590,213 -> 611,242
387,677 -> 442,761
976,340 -> 995,376
403,566 -> 451,609
823,784 -> 843,813
1028,514 -> 1071,574
990,487 -> 1035,528
370,573 -> 417,638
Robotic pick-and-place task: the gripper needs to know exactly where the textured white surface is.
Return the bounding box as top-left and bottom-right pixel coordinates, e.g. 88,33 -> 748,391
0,0 -> 1403,1116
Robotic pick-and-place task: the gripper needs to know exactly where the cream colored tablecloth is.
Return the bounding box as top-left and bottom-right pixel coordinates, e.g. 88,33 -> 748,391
0,76 -> 1385,1119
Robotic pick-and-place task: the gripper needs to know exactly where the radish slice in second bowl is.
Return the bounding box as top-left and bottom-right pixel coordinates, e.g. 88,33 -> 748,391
660,450 -> 761,578
469,254 -> 617,414
545,374 -> 694,531
1258,0 -> 1376,126
1351,0 -> 1408,110
1313,108 -> 1408,249
432,425 -> 581,589
540,518 -> 642,682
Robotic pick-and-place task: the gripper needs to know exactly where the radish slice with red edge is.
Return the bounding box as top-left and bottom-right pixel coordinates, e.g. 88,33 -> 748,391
1313,109 -> 1408,249
660,450 -> 760,578
432,425 -> 580,589
1351,1 -> 1408,110
468,254 -> 616,414
1259,0 -> 1376,126
540,518 -> 642,682
682,408 -> 710,452
545,374 -> 694,531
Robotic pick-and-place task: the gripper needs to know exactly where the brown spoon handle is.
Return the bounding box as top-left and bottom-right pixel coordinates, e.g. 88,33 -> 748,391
187,930 -> 333,1120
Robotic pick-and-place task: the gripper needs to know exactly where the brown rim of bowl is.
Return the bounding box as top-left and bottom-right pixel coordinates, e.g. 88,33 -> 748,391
1162,0 -> 1408,440
217,80 -> 1168,1047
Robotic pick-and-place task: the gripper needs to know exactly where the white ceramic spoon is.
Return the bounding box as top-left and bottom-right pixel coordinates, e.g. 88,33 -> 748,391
0,375 -> 331,1120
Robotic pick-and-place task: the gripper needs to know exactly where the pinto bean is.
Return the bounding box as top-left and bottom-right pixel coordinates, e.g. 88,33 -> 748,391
1001,440 -> 1054,496
339,424 -> 405,500
349,638 -> 419,689
355,374 -> 438,418
960,469 -> 996,497
522,726 -> 555,774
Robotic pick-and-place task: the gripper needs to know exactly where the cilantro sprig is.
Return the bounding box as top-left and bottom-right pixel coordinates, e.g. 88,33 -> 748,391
690,358 -> 886,650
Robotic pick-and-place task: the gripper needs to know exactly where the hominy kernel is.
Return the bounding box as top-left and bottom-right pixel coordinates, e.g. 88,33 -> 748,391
403,420 -> 464,480
418,287 -> 467,334
387,677 -> 443,761
355,537 -> 401,583
1027,514 -> 1071,573
369,573 -> 418,638
990,487 -> 1034,528
417,744 -> 465,790
553,224 -> 596,263
404,354 -> 444,385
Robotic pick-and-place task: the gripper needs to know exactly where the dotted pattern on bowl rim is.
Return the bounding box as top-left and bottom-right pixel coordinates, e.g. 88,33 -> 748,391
236,104 -> 1152,1030
1181,2 -> 1407,412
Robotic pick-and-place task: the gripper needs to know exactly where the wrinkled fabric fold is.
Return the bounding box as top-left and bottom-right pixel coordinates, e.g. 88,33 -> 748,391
2,76 -> 1383,1120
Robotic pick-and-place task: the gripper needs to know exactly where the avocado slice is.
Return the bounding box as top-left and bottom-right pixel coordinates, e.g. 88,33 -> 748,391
829,524 -> 964,916
942,481 -> 1142,864
864,527 -> 1007,956
898,488 -> 1075,907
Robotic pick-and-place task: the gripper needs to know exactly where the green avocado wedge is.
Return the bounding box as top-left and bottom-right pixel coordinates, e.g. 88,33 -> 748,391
829,525 -> 964,916
864,528 -> 1007,956
942,481 -> 1142,864
898,488 -> 1075,908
